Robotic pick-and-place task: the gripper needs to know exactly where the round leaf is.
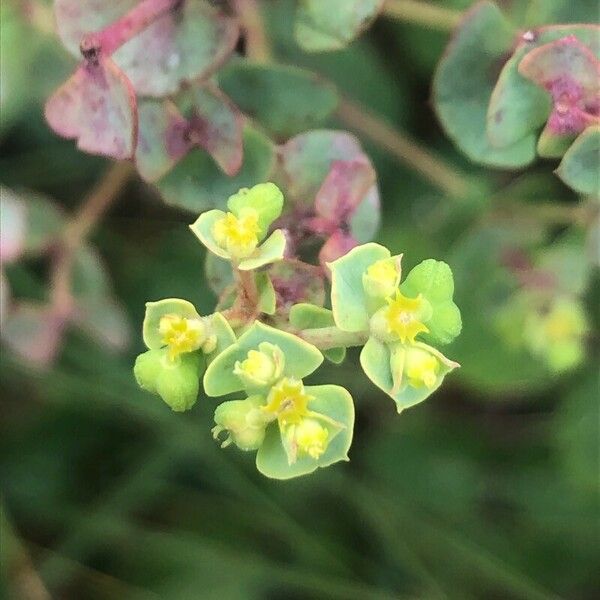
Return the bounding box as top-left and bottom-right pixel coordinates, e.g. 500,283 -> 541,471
556,126 -> 600,196
143,298 -> 200,350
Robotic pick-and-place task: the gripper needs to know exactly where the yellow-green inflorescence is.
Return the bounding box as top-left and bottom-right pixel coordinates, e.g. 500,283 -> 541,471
212,343 -> 345,465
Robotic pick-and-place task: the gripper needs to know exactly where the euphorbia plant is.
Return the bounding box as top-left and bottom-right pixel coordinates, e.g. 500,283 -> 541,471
133,182 -> 463,479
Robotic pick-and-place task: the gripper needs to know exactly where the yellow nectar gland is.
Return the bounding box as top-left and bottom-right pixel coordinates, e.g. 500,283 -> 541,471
384,291 -> 429,343
159,314 -> 206,361
212,209 -> 260,259
405,348 -> 439,389
263,377 -> 312,427
294,418 -> 329,460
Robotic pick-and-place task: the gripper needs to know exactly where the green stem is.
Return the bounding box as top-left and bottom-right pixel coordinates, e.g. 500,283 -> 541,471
299,326 -> 369,350
382,0 -> 463,31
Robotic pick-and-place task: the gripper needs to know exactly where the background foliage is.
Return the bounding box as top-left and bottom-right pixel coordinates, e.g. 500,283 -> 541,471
1,0 -> 598,598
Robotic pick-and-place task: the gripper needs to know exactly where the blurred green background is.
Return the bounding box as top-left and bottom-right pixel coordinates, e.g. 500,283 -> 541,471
1,1 -> 598,599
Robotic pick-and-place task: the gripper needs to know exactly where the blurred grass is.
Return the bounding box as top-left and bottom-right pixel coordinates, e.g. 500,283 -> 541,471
1,1 -> 599,599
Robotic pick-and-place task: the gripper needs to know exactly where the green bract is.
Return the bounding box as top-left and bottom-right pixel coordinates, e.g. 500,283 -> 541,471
329,243 -> 461,410
134,298 -> 235,410
190,182 -> 286,269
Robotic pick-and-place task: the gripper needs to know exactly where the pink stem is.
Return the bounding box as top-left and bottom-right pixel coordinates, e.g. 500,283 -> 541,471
81,0 -> 181,58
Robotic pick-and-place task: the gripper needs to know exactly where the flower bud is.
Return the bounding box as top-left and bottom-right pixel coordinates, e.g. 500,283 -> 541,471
390,344 -> 439,391
213,395 -> 268,451
233,342 -> 285,389
363,258 -> 400,299
294,418 -> 330,460
134,348 -> 202,412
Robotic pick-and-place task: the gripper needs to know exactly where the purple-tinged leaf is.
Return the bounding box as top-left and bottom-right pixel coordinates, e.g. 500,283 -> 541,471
135,99 -> 191,182
279,130 -> 365,203
1,303 -> 65,366
319,230 -> 358,266
45,57 -> 138,160
74,297 -> 131,350
54,0 -> 239,97
178,84 -> 244,176
269,259 -> 326,312
0,188 -> 27,264
313,158 -> 376,225
519,36 -> 600,137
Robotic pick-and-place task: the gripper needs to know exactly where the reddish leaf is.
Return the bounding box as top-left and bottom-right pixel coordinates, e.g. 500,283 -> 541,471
45,57 -> 138,160
1,303 -> 65,366
269,259 -> 326,311
55,0 -> 239,97
313,158 -> 376,225
519,36 -> 600,136
318,230 -> 358,266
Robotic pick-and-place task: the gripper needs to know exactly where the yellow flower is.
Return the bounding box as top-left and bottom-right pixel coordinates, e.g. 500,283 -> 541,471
212,208 -> 260,259
293,418 -> 329,460
159,314 -> 207,361
233,342 -> 285,388
384,291 -> 429,343
263,377 -> 313,426
404,347 -> 439,389
363,258 -> 400,298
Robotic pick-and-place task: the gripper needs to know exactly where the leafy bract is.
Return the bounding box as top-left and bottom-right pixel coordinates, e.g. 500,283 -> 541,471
45,58 -> 137,160
256,385 -> 354,479
203,321 -> 323,397
294,0 -> 385,52
401,259 -> 462,345
289,303 -> 346,363
54,0 -> 239,97
256,273 -> 277,316
227,182 -> 284,239
556,126 -> 600,196
219,61 -> 339,138
360,338 -> 459,412
329,243 -> 390,332
157,126 -> 275,213
433,1 -> 536,167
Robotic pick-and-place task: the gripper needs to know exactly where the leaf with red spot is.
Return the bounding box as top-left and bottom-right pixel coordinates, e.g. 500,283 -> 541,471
45,57 -> 138,160
519,36 -> 600,142
54,0 -> 239,97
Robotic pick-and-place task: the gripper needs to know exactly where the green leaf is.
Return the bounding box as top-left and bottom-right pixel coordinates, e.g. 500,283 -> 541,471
157,126 -> 275,213
227,182 -> 284,238
203,321 -> 323,397
134,348 -> 204,412
255,385 -> 354,479
294,0 -> 385,52
289,303 -> 346,363
238,230 -> 287,271
219,61 -> 339,138
205,253 -> 234,297
556,126 -> 600,196
400,259 -> 462,345
142,298 -> 199,350
360,338 -> 459,412
536,122 -> 577,159
433,1 -> 536,167
256,273 -> 277,316
487,25 -> 598,149
329,243 -> 390,332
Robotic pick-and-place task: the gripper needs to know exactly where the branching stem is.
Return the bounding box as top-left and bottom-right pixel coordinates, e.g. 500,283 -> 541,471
299,326 -> 369,351
383,0 -> 463,31
50,161 -> 133,319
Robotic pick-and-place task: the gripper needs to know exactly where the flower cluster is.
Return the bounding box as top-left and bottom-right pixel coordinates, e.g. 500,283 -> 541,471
133,183 -> 462,479
329,243 -> 462,412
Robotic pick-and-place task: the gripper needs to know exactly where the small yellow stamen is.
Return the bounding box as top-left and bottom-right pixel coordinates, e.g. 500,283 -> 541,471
212,209 -> 260,259
384,291 -> 429,343
263,377 -> 312,426
159,314 -> 206,360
